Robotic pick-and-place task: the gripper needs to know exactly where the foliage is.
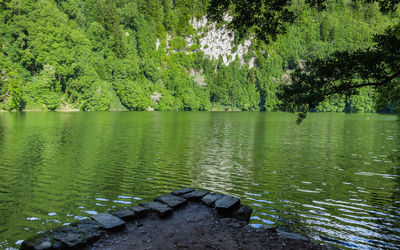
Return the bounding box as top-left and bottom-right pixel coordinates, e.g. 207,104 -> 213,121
208,0 -> 399,121
6,72 -> 25,111
281,23 -> 400,122
169,37 -> 187,51
0,56 -> 26,110
0,0 -> 398,114
208,0 -> 399,41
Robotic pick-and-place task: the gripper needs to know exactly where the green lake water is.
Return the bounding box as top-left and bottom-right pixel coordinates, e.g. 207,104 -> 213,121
0,112 -> 399,249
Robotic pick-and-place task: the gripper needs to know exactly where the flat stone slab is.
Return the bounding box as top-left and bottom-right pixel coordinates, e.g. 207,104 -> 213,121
111,208 -> 136,221
21,233 -> 62,250
155,194 -> 187,209
215,195 -> 240,214
140,201 -> 173,218
91,213 -> 125,231
201,193 -> 224,207
181,190 -> 210,201
171,187 -> 196,196
130,206 -> 151,219
230,205 -> 253,222
72,219 -> 103,242
52,226 -> 85,248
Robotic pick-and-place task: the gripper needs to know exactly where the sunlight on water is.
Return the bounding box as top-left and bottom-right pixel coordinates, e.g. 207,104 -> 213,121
0,112 -> 399,249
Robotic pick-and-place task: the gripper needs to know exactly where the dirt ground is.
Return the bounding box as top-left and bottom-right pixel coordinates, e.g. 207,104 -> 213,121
87,202 -> 330,250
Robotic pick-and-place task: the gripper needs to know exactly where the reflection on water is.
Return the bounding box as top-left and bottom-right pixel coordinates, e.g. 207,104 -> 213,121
0,112 -> 399,249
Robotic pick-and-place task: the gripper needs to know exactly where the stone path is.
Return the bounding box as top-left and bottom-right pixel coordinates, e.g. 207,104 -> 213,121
20,188 -> 330,250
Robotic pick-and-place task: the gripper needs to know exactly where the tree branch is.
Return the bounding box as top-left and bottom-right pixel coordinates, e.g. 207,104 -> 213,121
327,70 -> 400,95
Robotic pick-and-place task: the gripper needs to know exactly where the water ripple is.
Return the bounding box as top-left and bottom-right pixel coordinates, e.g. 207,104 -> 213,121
0,112 -> 399,249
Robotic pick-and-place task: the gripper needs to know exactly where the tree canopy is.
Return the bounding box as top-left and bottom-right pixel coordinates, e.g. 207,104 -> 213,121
282,23 -> 400,122
208,0 -> 400,122
208,0 -> 399,39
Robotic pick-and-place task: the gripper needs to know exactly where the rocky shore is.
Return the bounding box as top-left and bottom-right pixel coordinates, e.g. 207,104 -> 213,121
21,188 -> 332,250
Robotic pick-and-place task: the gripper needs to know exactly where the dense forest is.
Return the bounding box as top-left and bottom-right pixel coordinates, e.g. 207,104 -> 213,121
0,0 -> 398,112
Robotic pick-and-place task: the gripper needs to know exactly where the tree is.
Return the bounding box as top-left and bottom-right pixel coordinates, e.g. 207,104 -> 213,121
281,23 -> 400,122
207,0 -> 400,122
97,0 -> 127,58
0,55 -> 26,110
208,0 -> 399,39
207,0 -> 295,43
6,71 -> 25,111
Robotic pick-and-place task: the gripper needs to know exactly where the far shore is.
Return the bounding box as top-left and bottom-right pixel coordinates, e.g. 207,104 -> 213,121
0,109 -> 397,116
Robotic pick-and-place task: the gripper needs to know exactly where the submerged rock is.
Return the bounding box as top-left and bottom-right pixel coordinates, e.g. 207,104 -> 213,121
181,190 -> 210,201
140,202 -> 173,218
155,194 -> 187,209
215,195 -> 240,214
201,193 -> 224,207
91,213 -> 125,231
171,187 -> 196,196
21,233 -> 62,250
278,231 -> 310,242
255,224 -> 276,232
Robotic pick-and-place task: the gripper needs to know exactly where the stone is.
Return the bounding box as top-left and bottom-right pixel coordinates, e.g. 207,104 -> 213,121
130,206 -> 151,219
140,202 -> 173,218
91,213 -> 125,231
181,190 -> 210,201
258,225 -> 276,232
20,234 -> 62,250
278,231 -> 309,242
230,205 -> 253,223
72,219 -> 103,243
171,187 -> 196,196
326,243 -> 341,250
155,194 -> 187,209
52,226 -> 85,248
111,208 -> 136,221
201,193 -> 224,207
214,195 -> 240,214
276,225 -> 293,234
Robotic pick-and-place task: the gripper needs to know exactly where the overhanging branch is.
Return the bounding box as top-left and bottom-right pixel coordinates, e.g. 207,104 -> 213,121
327,70 -> 400,96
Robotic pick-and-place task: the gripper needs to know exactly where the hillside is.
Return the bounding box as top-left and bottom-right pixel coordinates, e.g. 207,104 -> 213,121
0,0 -> 398,112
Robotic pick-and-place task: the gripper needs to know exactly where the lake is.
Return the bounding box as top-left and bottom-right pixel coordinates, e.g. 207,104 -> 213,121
0,112 -> 399,249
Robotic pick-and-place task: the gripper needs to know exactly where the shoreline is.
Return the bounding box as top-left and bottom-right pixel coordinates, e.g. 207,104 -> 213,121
20,188 -> 332,250
0,109 -> 396,114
